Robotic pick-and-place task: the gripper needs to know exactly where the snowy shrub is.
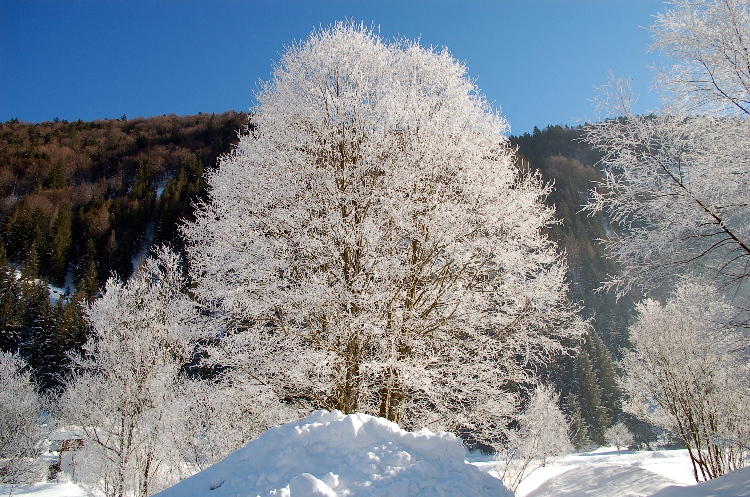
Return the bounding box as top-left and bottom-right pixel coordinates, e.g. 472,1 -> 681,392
59,248 -> 286,497
620,280 -> 750,481
175,377 -> 295,473
495,384 -> 572,491
0,351 -> 45,484
605,422 -> 634,451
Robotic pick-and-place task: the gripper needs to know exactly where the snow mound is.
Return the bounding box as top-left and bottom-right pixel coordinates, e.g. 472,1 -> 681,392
155,410 -> 510,497
525,464 -> 682,497
649,466 -> 750,497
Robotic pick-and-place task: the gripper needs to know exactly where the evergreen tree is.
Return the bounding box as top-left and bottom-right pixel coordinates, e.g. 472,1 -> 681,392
76,239 -> 100,298
576,349 -> 609,445
19,278 -> 55,389
565,393 -> 591,451
587,330 -> 622,423
48,204 -> 72,286
21,243 -> 39,281
56,293 -> 89,361
0,244 -> 24,352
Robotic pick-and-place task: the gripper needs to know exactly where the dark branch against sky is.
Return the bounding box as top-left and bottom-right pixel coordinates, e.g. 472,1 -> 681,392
1,0 -> 663,134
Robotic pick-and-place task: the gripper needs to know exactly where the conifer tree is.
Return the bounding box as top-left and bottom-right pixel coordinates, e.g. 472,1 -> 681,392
56,293 -> 90,359
565,393 -> 591,451
21,243 -> 39,281
48,205 -> 72,286
20,279 -> 54,389
587,330 -> 622,424
575,349 -> 609,445
76,239 -> 100,299
0,243 -> 24,352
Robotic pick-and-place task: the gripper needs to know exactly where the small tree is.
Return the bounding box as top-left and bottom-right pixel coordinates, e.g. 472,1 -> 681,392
620,279 -> 750,481
496,385 -> 572,491
0,351 -> 44,484
604,422 -> 633,451
59,248 -> 214,496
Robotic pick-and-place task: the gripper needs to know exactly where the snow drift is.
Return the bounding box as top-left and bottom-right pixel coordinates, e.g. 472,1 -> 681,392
649,466 -> 750,497
524,465 -> 681,497
154,410 -> 510,497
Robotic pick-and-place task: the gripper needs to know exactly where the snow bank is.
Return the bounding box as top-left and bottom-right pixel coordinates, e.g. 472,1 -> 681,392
155,410 -> 510,497
524,465 -> 681,497
649,466 -> 750,497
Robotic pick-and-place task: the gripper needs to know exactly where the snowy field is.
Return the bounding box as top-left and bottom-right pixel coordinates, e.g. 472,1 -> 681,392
3,412 -> 749,497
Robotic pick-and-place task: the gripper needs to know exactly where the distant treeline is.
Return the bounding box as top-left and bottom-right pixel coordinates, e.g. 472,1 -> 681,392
0,112 -> 247,288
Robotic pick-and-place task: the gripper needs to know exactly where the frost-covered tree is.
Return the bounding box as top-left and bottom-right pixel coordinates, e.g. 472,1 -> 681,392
59,247 -> 237,497
495,384 -> 572,491
604,421 -> 633,451
652,0 -> 750,116
584,113 -> 750,295
0,351 -> 44,484
584,0 -> 750,296
183,22 -> 585,448
620,280 -> 750,481
586,1 -> 750,479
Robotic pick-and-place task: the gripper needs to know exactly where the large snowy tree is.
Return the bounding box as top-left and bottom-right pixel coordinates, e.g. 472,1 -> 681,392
183,23 -> 584,448
584,0 -> 750,296
585,1 -> 750,481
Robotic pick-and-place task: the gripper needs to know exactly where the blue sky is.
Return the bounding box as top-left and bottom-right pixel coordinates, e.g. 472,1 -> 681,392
1,1 -> 664,135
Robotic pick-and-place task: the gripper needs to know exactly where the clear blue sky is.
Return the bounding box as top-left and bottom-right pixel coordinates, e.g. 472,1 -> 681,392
1,0 -> 664,135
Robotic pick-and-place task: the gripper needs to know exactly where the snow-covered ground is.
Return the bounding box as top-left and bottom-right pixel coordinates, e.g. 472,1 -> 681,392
651,466 -> 750,497
0,482 -> 90,497
4,425 -> 749,497
471,446 -> 703,497
7,267 -> 74,305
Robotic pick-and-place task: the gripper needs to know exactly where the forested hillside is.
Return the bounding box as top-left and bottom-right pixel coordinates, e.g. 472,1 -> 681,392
514,126 -> 636,345
512,126 -> 637,446
0,112 -> 247,389
0,115 -> 631,443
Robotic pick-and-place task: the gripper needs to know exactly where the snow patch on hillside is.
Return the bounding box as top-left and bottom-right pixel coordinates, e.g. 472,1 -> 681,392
154,410 -> 510,497
8,267 -> 74,305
